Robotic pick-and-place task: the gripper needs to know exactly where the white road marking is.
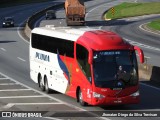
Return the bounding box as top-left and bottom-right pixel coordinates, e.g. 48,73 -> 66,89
126,17 -> 140,21
1,48 -> 6,51
0,89 -> 30,92
128,14 -> 160,21
44,117 -> 63,120
139,23 -> 160,36
0,103 -> 64,110
0,83 -> 19,85
10,2 -> 158,120
17,21 -> 29,44
124,38 -> 160,52
1,102 -> 70,120
0,78 -> 8,80
0,95 -> 45,99
136,54 -> 150,59
144,56 -> 150,59
99,117 -> 111,120
86,2 -> 115,17
2,103 -> 14,110
43,112 -> 61,120
34,16 -> 44,28
17,57 -> 26,62
0,72 -> 85,110
0,72 -> 109,120
86,0 -> 125,21
86,0 -> 160,53
85,1 -> 160,53
140,82 -> 160,91
7,103 -> 63,105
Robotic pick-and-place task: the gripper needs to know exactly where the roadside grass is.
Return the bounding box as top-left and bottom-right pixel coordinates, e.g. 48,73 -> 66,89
105,2 -> 160,20
0,0 -> 53,8
147,19 -> 160,31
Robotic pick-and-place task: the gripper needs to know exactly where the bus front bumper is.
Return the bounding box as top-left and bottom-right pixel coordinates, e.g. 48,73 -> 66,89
91,95 -> 140,106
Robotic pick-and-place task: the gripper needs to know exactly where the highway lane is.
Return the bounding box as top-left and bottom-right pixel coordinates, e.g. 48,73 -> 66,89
136,0 -> 160,2
85,0 -> 160,67
38,0 -> 160,110
84,0 -> 160,67
40,0 -> 160,67
107,15 -> 160,67
39,0 -> 160,107
0,1 -> 67,96
0,1 -> 63,27
0,1 -> 94,119
0,0 -> 160,119
0,1 -> 107,119
84,0 -> 160,112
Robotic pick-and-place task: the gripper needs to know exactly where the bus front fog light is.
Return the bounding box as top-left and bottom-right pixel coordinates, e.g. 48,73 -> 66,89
130,90 -> 140,97
93,92 -> 105,99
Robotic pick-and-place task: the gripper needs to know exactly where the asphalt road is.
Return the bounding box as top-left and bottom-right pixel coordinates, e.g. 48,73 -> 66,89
0,0 -> 160,120
107,15 -> 160,67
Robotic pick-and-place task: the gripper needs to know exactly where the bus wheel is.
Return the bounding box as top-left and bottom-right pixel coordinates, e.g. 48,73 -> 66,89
78,89 -> 87,106
44,77 -> 51,93
39,75 -> 45,91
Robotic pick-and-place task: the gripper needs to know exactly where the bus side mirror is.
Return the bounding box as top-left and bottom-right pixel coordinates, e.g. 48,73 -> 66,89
134,46 -> 144,63
88,49 -> 93,64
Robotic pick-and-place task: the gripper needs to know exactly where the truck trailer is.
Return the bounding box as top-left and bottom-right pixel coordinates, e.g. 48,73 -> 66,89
64,0 -> 85,26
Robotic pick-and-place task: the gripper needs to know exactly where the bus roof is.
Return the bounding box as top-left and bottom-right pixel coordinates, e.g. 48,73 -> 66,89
78,30 -> 132,50
31,26 -> 132,50
31,25 -> 90,41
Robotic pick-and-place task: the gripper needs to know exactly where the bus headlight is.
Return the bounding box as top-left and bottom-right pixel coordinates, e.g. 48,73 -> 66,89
93,92 -> 105,99
3,23 -> 5,24
130,90 -> 140,97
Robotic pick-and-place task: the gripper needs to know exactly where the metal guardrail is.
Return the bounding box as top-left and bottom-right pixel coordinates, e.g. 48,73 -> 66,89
24,3 -> 64,38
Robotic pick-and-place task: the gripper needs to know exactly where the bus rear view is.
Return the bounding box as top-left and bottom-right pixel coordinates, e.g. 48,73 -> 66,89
30,27 -> 144,106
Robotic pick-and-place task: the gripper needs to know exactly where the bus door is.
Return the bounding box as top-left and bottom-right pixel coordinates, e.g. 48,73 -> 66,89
76,43 -> 92,103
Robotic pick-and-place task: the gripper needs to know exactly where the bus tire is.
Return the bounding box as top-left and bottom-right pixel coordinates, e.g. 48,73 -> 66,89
78,89 -> 87,106
38,74 -> 45,91
44,76 -> 51,93
38,74 -> 41,87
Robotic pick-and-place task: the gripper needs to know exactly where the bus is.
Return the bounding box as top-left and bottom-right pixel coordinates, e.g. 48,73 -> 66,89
30,26 -> 144,106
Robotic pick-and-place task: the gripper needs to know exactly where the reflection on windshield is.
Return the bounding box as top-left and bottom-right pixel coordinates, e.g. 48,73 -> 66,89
93,50 -> 138,88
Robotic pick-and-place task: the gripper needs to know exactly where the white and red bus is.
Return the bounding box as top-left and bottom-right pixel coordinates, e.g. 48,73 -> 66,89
30,26 -> 144,106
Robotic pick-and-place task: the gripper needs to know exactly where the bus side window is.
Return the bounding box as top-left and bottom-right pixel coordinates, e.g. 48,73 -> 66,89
31,33 -> 74,58
76,44 -> 91,82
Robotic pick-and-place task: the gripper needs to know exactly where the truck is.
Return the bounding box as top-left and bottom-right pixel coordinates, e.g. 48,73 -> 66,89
64,0 -> 85,26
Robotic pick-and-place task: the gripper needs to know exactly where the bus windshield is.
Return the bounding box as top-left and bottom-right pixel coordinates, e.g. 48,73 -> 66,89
93,50 -> 138,89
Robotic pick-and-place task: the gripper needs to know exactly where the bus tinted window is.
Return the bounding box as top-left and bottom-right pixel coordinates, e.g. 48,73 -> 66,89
31,33 -> 74,58
76,44 -> 91,82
